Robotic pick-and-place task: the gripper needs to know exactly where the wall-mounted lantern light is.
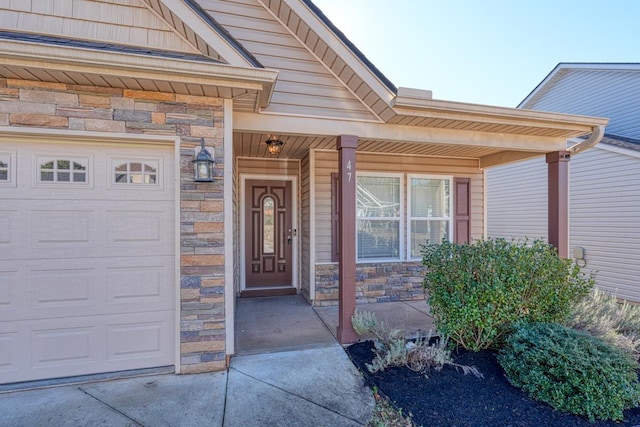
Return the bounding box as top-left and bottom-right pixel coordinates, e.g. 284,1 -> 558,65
265,137 -> 284,155
193,140 -> 214,182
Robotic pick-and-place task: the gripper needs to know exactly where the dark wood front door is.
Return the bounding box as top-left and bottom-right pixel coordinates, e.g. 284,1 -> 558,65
245,180 -> 293,289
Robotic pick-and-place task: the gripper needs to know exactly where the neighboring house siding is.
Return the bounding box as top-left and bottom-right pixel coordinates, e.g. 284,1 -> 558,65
201,0 -> 378,120
0,0 -> 200,54
492,64 -> 640,302
570,147 -> 640,302
486,156 -> 548,241
488,145 -> 640,303
525,69 -> 640,139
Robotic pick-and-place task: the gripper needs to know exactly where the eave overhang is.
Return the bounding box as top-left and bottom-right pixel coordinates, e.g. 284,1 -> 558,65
392,92 -> 609,140
0,38 -> 279,109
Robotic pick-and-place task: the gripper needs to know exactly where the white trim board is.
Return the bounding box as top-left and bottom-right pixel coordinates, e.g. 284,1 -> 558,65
239,173 -> 299,292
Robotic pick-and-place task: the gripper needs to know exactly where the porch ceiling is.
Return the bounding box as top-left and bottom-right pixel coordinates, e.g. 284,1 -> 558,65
234,131 -> 506,161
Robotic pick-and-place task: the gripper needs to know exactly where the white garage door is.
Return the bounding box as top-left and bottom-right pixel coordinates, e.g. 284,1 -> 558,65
0,138 -> 175,384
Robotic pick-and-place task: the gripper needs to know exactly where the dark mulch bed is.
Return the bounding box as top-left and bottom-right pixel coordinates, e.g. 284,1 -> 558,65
347,341 -> 640,427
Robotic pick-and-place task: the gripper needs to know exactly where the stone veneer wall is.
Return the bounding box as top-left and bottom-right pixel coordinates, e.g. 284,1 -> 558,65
314,262 -> 426,306
0,78 -> 226,373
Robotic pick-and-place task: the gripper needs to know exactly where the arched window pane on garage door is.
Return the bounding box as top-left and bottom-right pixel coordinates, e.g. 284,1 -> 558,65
113,160 -> 158,185
0,155 -> 9,182
37,157 -> 88,184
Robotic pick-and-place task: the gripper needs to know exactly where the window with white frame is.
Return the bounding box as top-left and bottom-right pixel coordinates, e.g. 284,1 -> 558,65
113,160 -> 158,185
408,176 -> 452,258
0,155 -> 9,182
356,174 -> 402,260
38,158 -> 88,183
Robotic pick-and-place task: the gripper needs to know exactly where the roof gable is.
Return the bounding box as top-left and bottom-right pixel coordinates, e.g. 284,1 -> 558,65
194,0 -> 387,120
520,63 -> 640,139
0,0 -> 265,68
0,0 -> 202,56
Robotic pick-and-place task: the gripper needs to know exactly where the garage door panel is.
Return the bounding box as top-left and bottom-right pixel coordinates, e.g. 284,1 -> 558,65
108,212 -> 161,244
0,256 -> 174,323
31,267 -> 93,306
0,331 -> 20,375
106,206 -> 173,251
107,265 -> 167,303
1,139 -> 176,384
0,210 -> 21,259
30,210 -> 95,248
107,321 -> 167,360
1,311 -> 174,383
0,269 -> 16,308
0,210 -> 17,244
0,203 -> 174,260
31,325 -> 97,369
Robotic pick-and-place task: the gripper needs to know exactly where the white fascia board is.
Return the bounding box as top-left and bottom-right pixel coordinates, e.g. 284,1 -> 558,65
0,39 -> 278,95
393,99 -> 608,132
160,0 -> 257,68
289,0 -> 396,104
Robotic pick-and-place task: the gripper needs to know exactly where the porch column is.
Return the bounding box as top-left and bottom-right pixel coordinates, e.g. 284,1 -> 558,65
546,150 -> 570,258
337,135 -> 359,344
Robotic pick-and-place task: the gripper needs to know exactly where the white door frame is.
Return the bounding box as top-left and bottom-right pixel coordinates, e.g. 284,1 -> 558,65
239,174 -> 299,292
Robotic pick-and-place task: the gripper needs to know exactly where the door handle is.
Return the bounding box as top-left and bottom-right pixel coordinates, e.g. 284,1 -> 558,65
287,236 -> 292,245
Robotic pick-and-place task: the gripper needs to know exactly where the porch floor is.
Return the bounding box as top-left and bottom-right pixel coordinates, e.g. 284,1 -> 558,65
234,295 -> 436,355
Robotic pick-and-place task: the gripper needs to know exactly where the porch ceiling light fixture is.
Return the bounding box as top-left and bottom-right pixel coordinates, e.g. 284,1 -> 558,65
193,139 -> 214,182
265,137 -> 284,155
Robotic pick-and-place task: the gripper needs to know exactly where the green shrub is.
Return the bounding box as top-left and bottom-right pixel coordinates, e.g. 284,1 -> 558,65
422,238 -> 594,351
567,288 -> 640,358
498,322 -> 640,422
351,310 -> 482,378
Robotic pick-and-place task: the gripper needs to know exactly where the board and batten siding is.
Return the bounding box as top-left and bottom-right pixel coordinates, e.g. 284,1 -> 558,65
201,0 -> 378,120
0,0 -> 200,54
232,156 -> 240,293
300,152 -> 312,300
312,150 -> 484,263
486,156 -> 548,241
525,68 -> 640,139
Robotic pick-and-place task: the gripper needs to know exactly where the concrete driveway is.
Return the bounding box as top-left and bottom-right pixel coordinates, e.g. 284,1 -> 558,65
0,345 -> 374,427
1,298 -> 436,426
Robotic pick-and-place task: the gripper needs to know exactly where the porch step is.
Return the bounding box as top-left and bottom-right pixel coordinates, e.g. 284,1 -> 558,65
240,288 -> 297,298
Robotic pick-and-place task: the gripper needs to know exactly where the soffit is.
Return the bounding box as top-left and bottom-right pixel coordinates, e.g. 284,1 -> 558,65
389,97 -> 608,139
0,37 -> 277,104
234,131 -> 510,162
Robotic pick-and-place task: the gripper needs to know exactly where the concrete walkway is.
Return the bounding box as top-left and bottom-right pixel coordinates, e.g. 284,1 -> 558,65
1,298 -> 435,427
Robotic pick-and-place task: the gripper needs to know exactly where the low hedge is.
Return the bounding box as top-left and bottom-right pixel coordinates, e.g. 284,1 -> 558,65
498,322 -> 640,422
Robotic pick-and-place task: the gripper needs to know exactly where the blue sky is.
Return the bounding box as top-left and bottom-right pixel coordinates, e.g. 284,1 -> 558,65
312,0 -> 640,107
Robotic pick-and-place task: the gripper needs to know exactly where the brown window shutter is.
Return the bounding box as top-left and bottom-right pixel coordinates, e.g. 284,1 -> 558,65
454,177 -> 471,244
331,172 -> 340,262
